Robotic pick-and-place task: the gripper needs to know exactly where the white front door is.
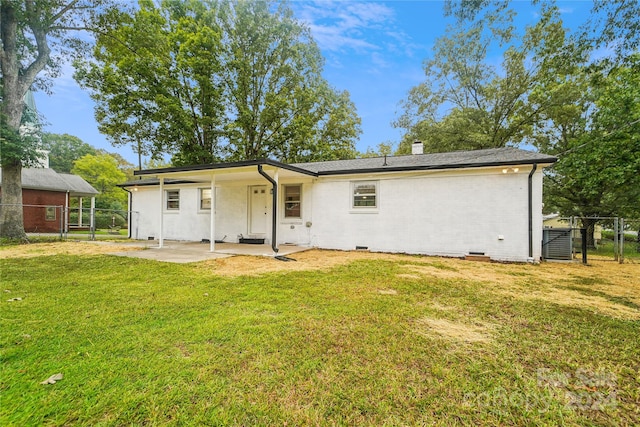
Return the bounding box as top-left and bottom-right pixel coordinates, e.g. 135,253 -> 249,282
249,185 -> 268,235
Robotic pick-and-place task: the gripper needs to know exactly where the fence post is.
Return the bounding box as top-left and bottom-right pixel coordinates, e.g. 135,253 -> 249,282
613,218 -> 619,261
59,205 -> 64,239
580,228 -> 588,264
619,218 -> 624,264
90,198 -> 96,241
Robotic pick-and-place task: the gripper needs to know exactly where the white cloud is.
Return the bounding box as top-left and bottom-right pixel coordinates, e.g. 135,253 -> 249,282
370,51 -> 390,69
294,1 -> 408,54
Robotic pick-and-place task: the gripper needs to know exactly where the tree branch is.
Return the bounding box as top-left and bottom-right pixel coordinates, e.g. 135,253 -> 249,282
51,0 -> 81,23
21,1 -> 51,94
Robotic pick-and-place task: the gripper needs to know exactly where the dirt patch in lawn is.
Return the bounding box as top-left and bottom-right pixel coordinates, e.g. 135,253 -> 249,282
415,317 -> 494,343
0,241 -> 145,258
399,258 -> 640,320
197,249 -> 406,276
202,250 -> 639,319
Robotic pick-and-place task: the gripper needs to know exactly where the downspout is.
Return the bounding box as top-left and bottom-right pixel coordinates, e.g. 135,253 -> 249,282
528,163 -> 538,260
257,164 -> 279,254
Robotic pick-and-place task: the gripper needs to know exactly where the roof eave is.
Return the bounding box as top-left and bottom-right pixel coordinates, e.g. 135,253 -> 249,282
314,158 -> 557,176
133,158 -> 318,178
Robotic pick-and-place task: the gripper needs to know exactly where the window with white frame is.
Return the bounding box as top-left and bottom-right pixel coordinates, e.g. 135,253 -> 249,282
352,181 -> 378,208
200,188 -> 212,210
284,184 -> 301,218
166,190 -> 180,210
45,206 -> 56,221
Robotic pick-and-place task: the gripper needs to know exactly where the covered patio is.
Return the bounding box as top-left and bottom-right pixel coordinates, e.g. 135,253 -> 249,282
122,159 -> 316,253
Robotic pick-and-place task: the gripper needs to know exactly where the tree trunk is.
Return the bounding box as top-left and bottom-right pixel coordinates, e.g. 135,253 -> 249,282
0,1 -> 28,241
0,161 -> 27,241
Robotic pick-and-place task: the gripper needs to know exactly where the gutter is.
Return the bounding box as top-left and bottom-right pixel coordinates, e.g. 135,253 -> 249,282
134,158 -> 317,177
528,163 -> 538,260
257,165 -> 279,254
313,159 -> 556,176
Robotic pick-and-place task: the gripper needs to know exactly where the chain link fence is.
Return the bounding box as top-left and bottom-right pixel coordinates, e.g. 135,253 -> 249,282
543,216 -> 639,264
1,204 -> 138,241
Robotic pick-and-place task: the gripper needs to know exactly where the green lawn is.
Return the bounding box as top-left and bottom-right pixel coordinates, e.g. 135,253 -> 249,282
1,252 -> 638,426
67,229 -> 129,238
588,239 -> 640,261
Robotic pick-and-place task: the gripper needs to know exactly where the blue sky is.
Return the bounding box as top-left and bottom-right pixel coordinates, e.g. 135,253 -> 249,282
32,0 -> 594,165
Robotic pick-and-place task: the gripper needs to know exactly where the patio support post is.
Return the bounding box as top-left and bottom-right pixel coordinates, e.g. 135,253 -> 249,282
64,191 -> 69,233
209,175 -> 216,252
159,177 -> 164,248
78,197 -> 83,227
527,163 -> 537,261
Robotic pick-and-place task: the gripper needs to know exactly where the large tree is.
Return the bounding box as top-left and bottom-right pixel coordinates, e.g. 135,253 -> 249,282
72,152 -> 127,210
394,5 -> 581,154
435,0 -> 640,224
41,132 -> 96,172
76,0 -> 226,166
0,0 -> 107,240
444,0 -> 640,60
543,57 -> 640,220
76,0 -> 361,165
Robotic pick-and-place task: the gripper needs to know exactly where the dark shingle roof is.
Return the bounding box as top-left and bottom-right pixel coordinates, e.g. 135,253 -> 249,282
291,147 -> 557,175
58,173 -> 100,196
128,147 -> 556,182
0,168 -> 99,196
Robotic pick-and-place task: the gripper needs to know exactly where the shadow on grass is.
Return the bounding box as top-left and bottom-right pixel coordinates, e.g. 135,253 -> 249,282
564,285 -> 640,311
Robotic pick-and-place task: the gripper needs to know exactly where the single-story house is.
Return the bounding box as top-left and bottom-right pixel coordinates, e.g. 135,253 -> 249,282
0,154 -> 98,233
120,144 -> 556,262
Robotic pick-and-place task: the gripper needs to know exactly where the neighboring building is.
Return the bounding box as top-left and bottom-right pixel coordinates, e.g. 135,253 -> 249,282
0,158 -> 99,233
0,90 -> 99,233
120,145 -> 556,262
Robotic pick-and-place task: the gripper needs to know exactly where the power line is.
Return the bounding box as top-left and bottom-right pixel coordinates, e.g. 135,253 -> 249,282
555,117 -> 640,158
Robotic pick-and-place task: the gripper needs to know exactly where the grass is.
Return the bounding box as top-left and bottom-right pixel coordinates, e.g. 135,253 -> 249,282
67,229 -> 129,238
1,246 -> 639,426
588,239 -> 640,261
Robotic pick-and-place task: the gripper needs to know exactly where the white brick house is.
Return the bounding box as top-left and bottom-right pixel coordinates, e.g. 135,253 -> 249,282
120,146 -> 556,262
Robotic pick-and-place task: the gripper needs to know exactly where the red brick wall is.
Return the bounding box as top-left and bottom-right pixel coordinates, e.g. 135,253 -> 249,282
21,189 -> 66,233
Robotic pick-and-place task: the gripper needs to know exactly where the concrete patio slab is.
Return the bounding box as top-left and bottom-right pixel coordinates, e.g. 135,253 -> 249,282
212,242 -> 309,257
108,241 -> 309,264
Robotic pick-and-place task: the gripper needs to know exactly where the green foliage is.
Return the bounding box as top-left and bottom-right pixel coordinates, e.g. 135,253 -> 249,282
76,0 -> 360,165
445,0 -> 640,59
543,56 -> 640,218
399,1 -> 638,220
69,210 -> 126,229
41,133 -> 97,172
0,98 -> 45,168
0,117 -> 42,167
72,153 -> 127,209
394,6 -> 574,154
359,141 -> 395,158
97,149 -> 136,182
0,0 -> 112,239
143,157 -> 172,170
